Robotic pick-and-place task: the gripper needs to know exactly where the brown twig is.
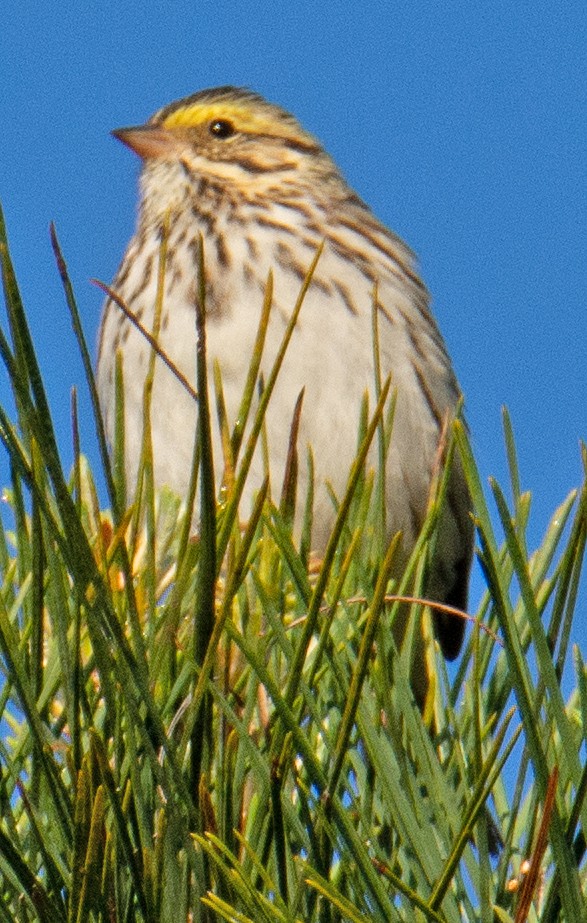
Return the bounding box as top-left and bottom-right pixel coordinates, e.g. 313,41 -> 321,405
92,279 -> 198,402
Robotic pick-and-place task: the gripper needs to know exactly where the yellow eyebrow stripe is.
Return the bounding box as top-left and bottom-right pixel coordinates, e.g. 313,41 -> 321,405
161,102 -> 280,135
159,102 -> 316,146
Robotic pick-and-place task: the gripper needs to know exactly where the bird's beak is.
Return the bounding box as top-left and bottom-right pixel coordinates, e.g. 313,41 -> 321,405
112,125 -> 180,160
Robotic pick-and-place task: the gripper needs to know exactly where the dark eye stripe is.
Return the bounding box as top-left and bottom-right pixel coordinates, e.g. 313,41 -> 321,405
253,132 -> 321,155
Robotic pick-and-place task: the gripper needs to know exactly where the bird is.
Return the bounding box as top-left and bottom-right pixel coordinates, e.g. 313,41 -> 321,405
96,85 -> 473,706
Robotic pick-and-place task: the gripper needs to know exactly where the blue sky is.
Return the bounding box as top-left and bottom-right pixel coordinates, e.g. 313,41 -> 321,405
1,4 -> 585,648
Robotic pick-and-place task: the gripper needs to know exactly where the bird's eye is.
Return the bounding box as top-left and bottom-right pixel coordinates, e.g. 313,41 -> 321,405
209,119 -> 235,139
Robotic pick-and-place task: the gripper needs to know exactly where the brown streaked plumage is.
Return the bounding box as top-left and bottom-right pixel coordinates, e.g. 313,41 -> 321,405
97,86 -> 473,707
